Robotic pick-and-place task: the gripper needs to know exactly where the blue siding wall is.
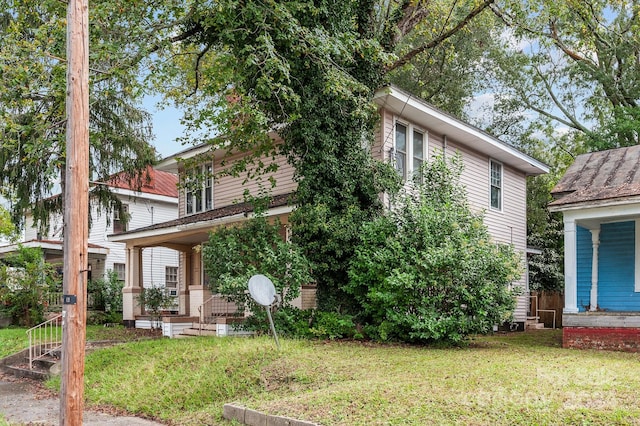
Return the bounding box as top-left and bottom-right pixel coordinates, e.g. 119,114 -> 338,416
576,222 -> 637,312
576,226 -> 592,312
598,221 -> 636,310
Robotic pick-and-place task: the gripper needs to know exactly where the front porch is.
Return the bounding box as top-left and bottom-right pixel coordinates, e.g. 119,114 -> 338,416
563,312 -> 640,351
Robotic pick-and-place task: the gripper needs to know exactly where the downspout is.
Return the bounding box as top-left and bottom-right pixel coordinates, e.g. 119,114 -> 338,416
442,135 -> 447,156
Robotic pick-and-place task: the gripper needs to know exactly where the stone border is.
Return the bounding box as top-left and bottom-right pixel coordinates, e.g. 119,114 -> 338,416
223,403 -> 319,426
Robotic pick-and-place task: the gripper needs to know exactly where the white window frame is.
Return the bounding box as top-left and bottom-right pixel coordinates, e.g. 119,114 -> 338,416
394,120 -> 427,181
165,266 -> 178,289
113,204 -> 129,233
489,159 -> 503,211
185,163 -> 214,216
113,263 -> 126,283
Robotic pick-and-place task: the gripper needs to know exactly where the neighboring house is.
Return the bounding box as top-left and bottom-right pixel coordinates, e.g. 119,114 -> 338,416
0,166 -> 180,304
111,85 -> 548,335
550,145 -> 640,351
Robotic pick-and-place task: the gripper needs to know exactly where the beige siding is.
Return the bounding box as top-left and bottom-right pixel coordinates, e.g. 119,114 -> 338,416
378,106 -> 530,322
177,151 -> 296,216
214,152 -> 296,208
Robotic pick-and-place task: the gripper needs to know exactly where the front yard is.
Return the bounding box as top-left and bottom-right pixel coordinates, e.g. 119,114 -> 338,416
5,329 -> 634,425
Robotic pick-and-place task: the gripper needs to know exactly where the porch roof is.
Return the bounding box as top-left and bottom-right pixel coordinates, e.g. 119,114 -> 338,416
550,145 -> 640,210
108,193 -> 294,247
0,239 -> 109,256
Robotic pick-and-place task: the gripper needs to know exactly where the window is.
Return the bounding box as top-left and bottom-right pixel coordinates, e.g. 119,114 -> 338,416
490,160 -> 502,211
186,163 -> 214,215
395,121 -> 426,181
113,204 -> 129,233
165,266 -> 178,296
113,263 -> 126,284
395,123 -> 407,180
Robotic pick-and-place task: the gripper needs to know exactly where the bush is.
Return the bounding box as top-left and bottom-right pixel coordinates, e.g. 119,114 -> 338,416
346,153 -> 522,345
136,285 -> 174,328
0,246 -> 60,327
202,213 -> 312,315
88,270 -> 124,313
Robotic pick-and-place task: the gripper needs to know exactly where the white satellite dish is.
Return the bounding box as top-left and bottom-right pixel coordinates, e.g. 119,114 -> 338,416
248,274 -> 276,306
248,274 -> 280,349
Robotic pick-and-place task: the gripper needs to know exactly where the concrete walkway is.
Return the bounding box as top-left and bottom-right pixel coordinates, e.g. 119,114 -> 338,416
0,376 -> 165,425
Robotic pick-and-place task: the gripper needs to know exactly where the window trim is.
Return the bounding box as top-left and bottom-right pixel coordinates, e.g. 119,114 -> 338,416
394,119 -> 428,181
489,159 -> 503,212
185,163 -> 214,216
113,263 -> 126,283
113,204 -> 129,233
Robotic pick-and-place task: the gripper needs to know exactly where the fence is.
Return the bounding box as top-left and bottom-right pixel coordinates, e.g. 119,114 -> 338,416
530,291 -> 563,328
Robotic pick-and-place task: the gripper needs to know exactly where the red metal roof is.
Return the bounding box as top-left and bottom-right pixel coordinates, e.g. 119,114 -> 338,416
106,166 -> 178,198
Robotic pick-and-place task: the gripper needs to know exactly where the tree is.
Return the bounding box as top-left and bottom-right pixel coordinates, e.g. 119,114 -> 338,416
0,0 -> 163,232
487,0 -> 640,151
346,153 -> 522,344
0,205 -> 16,240
153,0 -> 496,312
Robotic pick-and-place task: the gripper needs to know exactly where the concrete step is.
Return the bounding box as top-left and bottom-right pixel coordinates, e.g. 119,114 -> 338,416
180,327 -> 217,337
526,322 -> 546,330
192,322 -> 217,331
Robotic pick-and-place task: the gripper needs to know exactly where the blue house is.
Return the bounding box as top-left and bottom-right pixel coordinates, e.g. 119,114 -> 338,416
550,145 -> 640,351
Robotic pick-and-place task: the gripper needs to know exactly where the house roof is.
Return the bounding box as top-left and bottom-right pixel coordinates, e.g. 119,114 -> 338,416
549,145 -> 640,209
106,166 -> 178,198
0,239 -> 109,256
374,86 -> 549,176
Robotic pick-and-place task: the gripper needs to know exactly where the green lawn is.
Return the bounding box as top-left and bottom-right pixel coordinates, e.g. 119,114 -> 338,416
36,330 -> 640,425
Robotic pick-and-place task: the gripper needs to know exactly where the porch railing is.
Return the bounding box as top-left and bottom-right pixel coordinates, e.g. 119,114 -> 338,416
197,294 -> 243,334
26,314 -> 63,369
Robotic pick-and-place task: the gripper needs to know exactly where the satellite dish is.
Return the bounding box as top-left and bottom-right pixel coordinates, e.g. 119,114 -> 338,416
248,274 -> 276,306
248,274 -> 280,349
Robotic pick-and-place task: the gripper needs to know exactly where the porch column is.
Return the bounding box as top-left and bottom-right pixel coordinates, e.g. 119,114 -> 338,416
589,228 -> 600,311
122,247 -> 143,326
178,251 -> 191,316
563,218 -> 579,313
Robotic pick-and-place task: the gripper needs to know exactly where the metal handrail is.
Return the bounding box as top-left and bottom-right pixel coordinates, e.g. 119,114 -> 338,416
197,294 -> 243,335
26,314 -> 63,369
529,295 -> 556,329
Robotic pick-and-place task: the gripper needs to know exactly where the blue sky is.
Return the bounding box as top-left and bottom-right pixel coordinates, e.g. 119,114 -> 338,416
144,95 -> 187,159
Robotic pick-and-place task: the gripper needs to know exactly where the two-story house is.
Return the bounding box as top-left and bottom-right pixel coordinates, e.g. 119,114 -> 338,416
0,166 -> 180,306
110,86 -> 548,336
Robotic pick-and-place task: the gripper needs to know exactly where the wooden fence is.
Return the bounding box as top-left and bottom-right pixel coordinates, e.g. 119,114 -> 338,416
531,291 -> 564,328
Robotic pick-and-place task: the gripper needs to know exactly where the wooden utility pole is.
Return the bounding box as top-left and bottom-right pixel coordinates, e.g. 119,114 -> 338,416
60,0 -> 89,424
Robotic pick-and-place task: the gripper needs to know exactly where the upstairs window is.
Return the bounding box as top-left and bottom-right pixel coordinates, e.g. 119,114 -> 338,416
490,160 -> 503,211
186,163 -> 214,215
395,121 -> 427,181
113,204 -> 129,234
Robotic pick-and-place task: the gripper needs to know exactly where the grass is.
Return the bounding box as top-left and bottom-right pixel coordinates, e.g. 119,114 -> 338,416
4,328 -> 640,425
36,330 -> 640,425
0,324 -> 159,358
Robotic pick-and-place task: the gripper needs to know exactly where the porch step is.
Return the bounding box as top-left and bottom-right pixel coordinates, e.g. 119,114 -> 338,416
525,318 -> 546,330
180,327 -> 217,337
0,349 -> 58,381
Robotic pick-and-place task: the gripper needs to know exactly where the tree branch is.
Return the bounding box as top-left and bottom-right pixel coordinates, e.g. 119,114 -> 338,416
386,0 -> 494,72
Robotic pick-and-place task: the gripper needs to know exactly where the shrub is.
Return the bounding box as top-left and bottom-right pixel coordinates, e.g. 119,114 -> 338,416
88,270 -> 124,313
202,213 -> 312,315
136,285 -> 174,328
0,246 -> 60,327
346,153 -> 522,345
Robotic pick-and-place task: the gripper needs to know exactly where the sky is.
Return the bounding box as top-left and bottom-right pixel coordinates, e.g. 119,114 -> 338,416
144,95 -> 187,159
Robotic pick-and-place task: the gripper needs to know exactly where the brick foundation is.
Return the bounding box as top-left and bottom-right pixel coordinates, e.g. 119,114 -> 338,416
563,327 -> 640,352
